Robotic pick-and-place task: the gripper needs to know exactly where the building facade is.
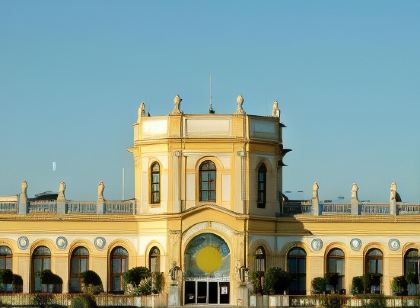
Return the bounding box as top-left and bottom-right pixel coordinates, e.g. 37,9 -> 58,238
0,95 -> 420,305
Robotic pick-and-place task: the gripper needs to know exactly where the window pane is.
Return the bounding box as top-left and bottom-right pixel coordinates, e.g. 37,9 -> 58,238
80,259 -> 88,272
201,182 -> 208,190
113,259 -> 121,272
209,192 -> 216,201
201,191 -> 208,201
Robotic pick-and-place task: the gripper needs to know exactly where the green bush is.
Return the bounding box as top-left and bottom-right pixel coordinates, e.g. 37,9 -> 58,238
0,269 -> 13,284
123,267 -> 151,286
12,274 -> 23,293
263,267 -> 291,295
80,271 -> 103,294
152,272 -> 165,294
406,271 -> 418,284
351,276 -> 366,295
319,294 -> 345,308
391,275 -> 407,295
31,293 -> 54,307
358,294 -> 386,308
70,294 -> 97,308
312,277 -> 326,294
250,271 -> 264,295
325,272 -> 339,292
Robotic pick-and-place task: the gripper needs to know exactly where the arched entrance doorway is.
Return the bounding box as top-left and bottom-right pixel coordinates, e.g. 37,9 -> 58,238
184,233 -> 230,305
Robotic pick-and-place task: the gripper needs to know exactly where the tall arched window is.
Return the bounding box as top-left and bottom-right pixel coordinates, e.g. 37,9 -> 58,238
288,247 -> 306,295
0,246 -> 12,292
404,249 -> 419,295
365,248 -> 383,293
32,246 -> 51,292
199,160 -> 216,202
110,247 -> 128,293
149,247 -> 161,273
327,248 -> 345,292
257,164 -> 267,208
255,247 -> 266,273
151,162 -> 160,204
0,246 -> 12,270
69,247 -> 89,293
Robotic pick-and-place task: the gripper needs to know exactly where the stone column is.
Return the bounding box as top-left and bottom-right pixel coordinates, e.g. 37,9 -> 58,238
18,180 -> 28,215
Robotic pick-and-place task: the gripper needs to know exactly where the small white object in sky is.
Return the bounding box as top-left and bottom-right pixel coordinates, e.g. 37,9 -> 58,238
52,162 -> 56,172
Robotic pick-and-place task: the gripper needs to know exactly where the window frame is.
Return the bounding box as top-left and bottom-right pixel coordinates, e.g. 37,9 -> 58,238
257,164 -> 267,208
69,247 -> 89,293
150,162 -> 160,205
149,246 -> 161,273
110,246 -> 128,294
199,160 -> 217,202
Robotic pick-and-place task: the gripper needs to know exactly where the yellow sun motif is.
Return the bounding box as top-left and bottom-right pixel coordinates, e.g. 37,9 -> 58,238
196,246 -> 222,273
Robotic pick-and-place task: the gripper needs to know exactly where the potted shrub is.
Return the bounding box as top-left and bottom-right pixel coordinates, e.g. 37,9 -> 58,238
392,276 -> 407,295
406,272 -> 418,295
325,272 -> 339,293
312,277 -> 326,294
351,276 -> 365,295
249,271 -> 264,307
40,270 -> 62,293
12,274 -> 23,293
81,270 -> 103,294
0,269 -> 13,292
263,267 -> 291,307
70,294 -> 97,308
151,272 -> 165,294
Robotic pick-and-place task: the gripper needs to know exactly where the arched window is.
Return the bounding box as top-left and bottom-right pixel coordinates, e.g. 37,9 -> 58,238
365,248 -> 383,293
255,247 -> 266,273
327,248 -> 345,292
69,247 -> 89,293
0,246 -> 12,292
149,247 -> 160,273
257,164 -> 267,208
110,247 -> 128,293
32,246 -> 51,292
404,249 -> 419,295
288,247 -> 306,295
151,162 -> 160,204
199,160 -> 216,202
0,246 -> 12,270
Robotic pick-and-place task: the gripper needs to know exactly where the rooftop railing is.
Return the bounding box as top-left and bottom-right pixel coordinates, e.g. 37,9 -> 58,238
0,201 -> 18,213
66,201 -> 97,214
28,200 -> 57,213
105,200 -> 136,214
322,203 -> 352,214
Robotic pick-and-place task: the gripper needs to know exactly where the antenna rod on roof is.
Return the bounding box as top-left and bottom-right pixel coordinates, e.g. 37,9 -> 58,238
209,74 -> 215,114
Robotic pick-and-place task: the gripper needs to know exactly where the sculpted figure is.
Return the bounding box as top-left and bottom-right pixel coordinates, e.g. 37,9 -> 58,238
21,180 -> 28,195
98,181 -> 105,200
390,182 -> 397,201
171,95 -> 182,115
312,181 -> 319,199
272,100 -> 280,117
235,95 -> 245,114
58,181 -> 66,199
138,101 -> 145,120
351,182 -> 359,200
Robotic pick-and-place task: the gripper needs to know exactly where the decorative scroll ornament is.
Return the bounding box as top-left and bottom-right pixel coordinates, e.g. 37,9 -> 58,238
17,236 -> 29,250
56,236 -> 68,250
94,237 -> 106,250
311,238 -> 323,251
350,238 -> 362,251
388,239 -> 400,251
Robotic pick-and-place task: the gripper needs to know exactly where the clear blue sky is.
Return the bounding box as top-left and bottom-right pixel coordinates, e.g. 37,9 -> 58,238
1,1 -> 419,202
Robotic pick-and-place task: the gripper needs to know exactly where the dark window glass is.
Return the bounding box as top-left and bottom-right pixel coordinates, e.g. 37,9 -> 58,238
288,248 -> 306,295
255,247 -> 266,272
31,246 -> 51,292
327,248 -> 345,292
149,247 -> 160,273
404,249 -> 419,291
69,247 -> 89,293
199,161 -> 216,202
365,248 -> 383,293
151,162 -> 160,204
257,164 -> 267,208
110,247 -> 128,293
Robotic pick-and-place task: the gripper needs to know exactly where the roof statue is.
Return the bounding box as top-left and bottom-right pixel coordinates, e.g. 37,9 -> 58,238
390,182 -> 397,201
171,95 -> 182,115
312,181 -> 319,199
351,182 -> 359,201
98,181 -> 105,201
21,180 -> 27,196
138,101 -> 146,121
272,100 -> 280,118
58,181 -> 66,200
235,95 -> 245,114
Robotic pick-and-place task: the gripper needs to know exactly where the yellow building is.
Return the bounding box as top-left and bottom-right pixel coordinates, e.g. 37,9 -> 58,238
0,95 -> 420,305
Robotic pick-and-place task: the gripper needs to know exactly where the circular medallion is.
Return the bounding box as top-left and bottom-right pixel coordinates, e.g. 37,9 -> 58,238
389,239 -> 400,251
94,237 -> 106,250
17,236 -> 29,250
196,246 -> 222,273
311,238 -> 323,251
56,236 -> 68,250
350,238 -> 362,251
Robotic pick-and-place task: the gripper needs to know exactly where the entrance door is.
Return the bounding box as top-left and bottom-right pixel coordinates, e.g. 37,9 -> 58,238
184,281 -> 229,304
